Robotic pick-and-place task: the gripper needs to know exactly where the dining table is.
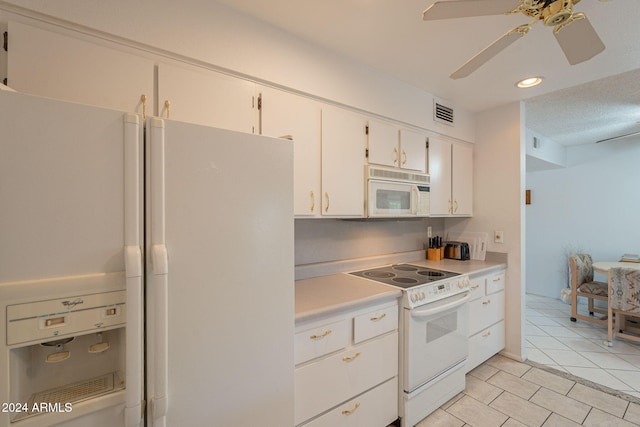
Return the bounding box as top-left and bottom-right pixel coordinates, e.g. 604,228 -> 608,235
593,261 -> 640,274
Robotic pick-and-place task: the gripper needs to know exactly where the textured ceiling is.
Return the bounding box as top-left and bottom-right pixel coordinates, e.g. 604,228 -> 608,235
524,68 -> 640,146
214,0 -> 640,146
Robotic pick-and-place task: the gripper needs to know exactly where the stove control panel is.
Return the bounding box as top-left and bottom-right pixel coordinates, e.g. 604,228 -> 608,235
405,275 -> 470,309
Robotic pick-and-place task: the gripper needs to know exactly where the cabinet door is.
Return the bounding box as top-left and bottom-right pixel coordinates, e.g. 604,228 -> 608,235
452,142 -> 473,216
400,128 -> 427,172
259,87 -> 321,217
157,62 -> 256,133
367,119 -> 399,168
321,106 -> 366,217
427,137 -> 452,216
8,22 -> 153,115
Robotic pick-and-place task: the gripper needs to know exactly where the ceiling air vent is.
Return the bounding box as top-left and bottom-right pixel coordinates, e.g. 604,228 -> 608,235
434,99 -> 454,126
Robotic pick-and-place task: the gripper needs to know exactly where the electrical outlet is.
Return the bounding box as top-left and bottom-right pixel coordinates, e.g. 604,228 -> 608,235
494,230 -> 504,244
427,226 -> 432,238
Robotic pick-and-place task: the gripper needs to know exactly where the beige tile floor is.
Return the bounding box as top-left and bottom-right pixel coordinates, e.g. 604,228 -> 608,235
526,294 -> 640,398
412,293 -> 640,426
417,354 -> 640,426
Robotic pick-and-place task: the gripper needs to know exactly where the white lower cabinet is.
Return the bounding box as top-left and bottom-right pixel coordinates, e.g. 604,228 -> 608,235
303,377 -> 398,427
295,301 -> 399,426
467,270 -> 506,372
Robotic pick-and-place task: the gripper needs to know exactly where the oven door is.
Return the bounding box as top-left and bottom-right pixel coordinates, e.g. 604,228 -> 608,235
403,291 -> 469,393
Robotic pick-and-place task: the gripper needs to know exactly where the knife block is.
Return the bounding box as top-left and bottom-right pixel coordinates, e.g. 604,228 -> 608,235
427,248 -> 440,261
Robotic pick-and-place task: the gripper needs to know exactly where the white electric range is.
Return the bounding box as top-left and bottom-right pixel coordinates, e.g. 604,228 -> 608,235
349,263 -> 470,427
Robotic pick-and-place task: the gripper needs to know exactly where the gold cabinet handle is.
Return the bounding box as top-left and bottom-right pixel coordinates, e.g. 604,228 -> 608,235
370,313 -> 386,321
164,100 -> 171,119
140,94 -> 147,120
341,402 -> 360,415
324,192 -> 330,213
493,277 -> 501,282
482,331 -> 491,337
310,330 -> 332,340
342,352 -> 361,362
470,284 -> 480,289
454,200 -> 459,213
402,150 -> 407,165
310,191 -> 315,212
448,199 -> 453,214
482,299 -> 491,305
393,147 -> 399,164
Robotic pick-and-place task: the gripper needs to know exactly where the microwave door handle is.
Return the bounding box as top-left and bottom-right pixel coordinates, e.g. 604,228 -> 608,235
410,293 -> 469,318
411,186 -> 419,214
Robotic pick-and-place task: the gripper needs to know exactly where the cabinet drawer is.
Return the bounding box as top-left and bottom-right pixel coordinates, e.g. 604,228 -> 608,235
468,290 -> 505,336
354,304 -> 398,344
467,320 -> 505,372
300,377 -> 398,427
295,319 -> 349,365
486,271 -> 505,295
295,331 -> 398,425
468,277 -> 485,302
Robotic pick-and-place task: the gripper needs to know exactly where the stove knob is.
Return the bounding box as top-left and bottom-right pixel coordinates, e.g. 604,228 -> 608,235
420,291 -> 426,299
458,281 -> 464,289
411,294 -> 417,302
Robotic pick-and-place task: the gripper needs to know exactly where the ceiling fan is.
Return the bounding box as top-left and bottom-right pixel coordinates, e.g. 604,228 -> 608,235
423,0 -> 610,79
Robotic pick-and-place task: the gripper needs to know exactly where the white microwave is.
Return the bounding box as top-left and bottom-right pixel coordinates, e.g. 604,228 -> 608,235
366,166 -> 430,218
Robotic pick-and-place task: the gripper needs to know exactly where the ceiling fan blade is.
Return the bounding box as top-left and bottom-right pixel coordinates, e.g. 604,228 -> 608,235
554,13 -> 605,65
450,24 -> 530,79
422,0 -> 520,21
596,130 -> 640,144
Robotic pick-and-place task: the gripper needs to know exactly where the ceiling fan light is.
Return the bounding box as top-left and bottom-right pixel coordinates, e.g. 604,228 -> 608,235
516,77 -> 543,88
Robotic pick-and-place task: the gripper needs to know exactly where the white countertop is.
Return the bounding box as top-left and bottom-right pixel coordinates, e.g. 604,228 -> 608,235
295,273 -> 401,323
295,257 -> 506,323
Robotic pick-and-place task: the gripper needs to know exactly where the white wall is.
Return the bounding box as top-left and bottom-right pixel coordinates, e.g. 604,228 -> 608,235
447,102 -> 525,361
525,128 -> 567,172
295,218 -> 445,268
526,137 -> 640,298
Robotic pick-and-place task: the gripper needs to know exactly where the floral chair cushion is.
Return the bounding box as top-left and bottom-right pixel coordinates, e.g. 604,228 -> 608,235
609,267 -> 640,312
578,281 -> 608,297
571,253 -> 594,285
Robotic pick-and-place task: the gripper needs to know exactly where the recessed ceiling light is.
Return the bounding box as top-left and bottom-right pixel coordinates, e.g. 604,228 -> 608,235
516,76 -> 543,88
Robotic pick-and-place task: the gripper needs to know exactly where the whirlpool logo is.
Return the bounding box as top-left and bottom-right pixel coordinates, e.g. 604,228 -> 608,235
61,298 -> 84,309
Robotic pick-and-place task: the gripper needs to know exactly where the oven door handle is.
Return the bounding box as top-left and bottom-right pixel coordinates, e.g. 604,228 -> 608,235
410,293 -> 469,318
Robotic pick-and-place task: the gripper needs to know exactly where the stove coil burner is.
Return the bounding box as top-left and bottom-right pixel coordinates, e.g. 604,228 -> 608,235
417,270 -> 446,278
392,277 -> 419,284
392,265 -> 419,272
363,271 -> 396,279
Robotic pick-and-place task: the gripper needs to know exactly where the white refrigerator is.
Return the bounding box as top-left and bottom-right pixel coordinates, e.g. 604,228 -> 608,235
0,89 -> 294,427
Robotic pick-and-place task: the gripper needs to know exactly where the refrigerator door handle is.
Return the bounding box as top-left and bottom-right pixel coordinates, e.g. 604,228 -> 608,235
151,244 -> 169,423
125,246 -> 143,427
148,117 -> 169,425
124,113 -> 143,427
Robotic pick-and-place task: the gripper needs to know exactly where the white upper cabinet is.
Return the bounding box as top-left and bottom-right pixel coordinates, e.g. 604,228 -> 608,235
321,106 -> 366,217
367,119 -> 426,172
428,136 -> 473,216
157,62 -> 256,133
400,128 -> 428,172
258,86 -> 321,217
7,22 -> 154,115
367,119 -> 400,169
451,141 -> 473,216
